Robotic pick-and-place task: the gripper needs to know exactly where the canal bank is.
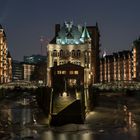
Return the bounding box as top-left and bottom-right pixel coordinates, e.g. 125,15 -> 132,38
0,88 -> 140,139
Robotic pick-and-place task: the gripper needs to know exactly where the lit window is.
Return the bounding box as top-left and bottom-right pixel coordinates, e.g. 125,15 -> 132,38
57,71 -> 61,74
69,71 -> 73,74
74,71 -> 79,74
62,71 -> 66,74
68,79 -> 77,86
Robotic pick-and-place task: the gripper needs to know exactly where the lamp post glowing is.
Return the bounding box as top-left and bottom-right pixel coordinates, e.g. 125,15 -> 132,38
62,78 -> 67,97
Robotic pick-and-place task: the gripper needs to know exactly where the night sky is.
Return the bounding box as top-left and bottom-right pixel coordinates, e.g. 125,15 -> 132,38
0,0 -> 140,61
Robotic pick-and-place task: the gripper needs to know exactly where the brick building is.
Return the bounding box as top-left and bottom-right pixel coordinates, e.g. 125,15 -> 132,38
47,21 -> 100,87
100,51 -> 132,83
0,25 -> 12,83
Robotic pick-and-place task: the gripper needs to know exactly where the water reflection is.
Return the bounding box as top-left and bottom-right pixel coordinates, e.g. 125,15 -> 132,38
123,105 -> 137,129
78,133 -> 94,140
41,130 -> 139,140
41,131 -> 93,140
0,92 -> 140,140
21,107 -> 31,125
122,105 -> 138,139
42,131 -> 54,140
0,96 -> 37,138
10,102 -> 32,126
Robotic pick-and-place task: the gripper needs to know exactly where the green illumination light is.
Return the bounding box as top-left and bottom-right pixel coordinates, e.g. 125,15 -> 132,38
56,21 -> 91,45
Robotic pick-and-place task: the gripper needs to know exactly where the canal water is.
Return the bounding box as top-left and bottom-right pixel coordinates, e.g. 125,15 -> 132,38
0,92 -> 140,140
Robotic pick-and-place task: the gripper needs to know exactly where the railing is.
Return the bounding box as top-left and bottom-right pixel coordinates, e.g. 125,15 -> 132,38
0,81 -> 38,89
93,81 -> 140,90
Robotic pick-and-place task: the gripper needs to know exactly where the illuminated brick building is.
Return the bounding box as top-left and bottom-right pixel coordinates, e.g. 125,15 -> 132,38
47,21 -> 100,87
100,55 -> 114,83
7,51 -> 12,82
100,51 -> 132,83
0,25 -> 12,83
132,37 -> 140,81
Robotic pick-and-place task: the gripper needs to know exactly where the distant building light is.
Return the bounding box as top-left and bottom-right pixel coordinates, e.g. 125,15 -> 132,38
103,51 -> 107,58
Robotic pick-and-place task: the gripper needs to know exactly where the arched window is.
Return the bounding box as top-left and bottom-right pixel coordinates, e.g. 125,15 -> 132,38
72,50 -> 75,57
77,50 -> 81,57
60,50 -> 63,57
53,50 -> 57,57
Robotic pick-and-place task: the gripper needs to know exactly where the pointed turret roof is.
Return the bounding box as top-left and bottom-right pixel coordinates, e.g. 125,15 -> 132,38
81,26 -> 91,40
